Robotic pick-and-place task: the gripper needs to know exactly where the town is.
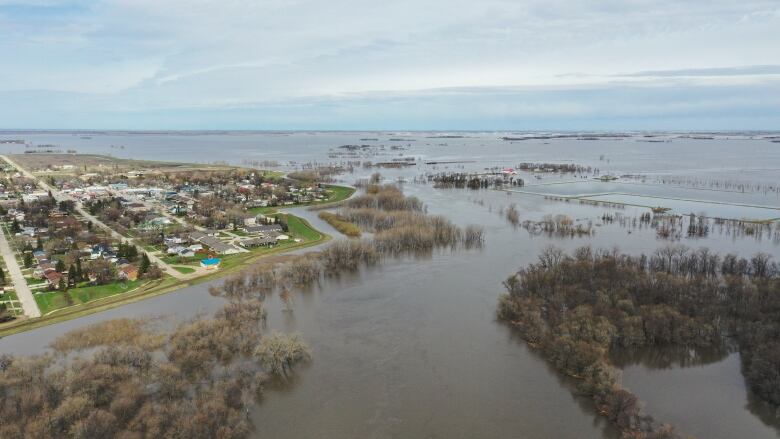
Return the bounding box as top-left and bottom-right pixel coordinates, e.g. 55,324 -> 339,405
0,153 -> 353,321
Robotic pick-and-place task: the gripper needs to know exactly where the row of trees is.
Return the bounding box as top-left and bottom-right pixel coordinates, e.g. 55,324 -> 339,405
498,245 -> 780,438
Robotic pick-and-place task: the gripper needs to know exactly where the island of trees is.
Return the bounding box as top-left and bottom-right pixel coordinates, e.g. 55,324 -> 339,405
498,245 -> 780,438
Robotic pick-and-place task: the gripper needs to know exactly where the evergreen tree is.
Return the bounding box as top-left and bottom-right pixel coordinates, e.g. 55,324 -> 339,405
0,266 -> 5,284
10,219 -> 20,233
76,258 -> 83,280
68,265 -> 77,286
128,245 -> 138,261
55,259 -> 66,272
35,236 -> 43,251
140,253 -> 151,275
23,252 -> 33,268
63,289 -> 73,306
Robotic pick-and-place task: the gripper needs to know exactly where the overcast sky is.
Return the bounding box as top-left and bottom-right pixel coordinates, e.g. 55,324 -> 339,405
1,0 -> 779,130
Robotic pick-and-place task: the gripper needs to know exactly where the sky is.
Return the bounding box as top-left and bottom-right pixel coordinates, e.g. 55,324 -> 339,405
1,0 -> 779,130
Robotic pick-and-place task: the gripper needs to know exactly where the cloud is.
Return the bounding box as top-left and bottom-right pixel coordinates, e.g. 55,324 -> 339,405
0,0 -> 779,128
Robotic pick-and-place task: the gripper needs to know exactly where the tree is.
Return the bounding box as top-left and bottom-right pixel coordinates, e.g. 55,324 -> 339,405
139,253 -> 150,275
35,236 -> 43,251
0,266 -> 5,285
55,259 -> 66,272
59,200 -> 74,212
68,264 -> 78,286
23,252 -> 33,268
63,289 -> 74,306
123,244 -> 138,261
10,219 -> 20,233
254,332 -> 311,377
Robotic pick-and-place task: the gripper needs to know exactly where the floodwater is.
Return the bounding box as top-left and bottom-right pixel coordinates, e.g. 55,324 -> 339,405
1,132 -> 779,438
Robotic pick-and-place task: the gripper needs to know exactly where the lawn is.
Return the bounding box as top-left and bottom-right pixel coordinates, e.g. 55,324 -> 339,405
322,184 -> 355,203
280,213 -> 321,241
25,277 -> 47,286
34,280 -> 144,315
173,266 -> 196,274
0,290 -> 22,316
247,206 -> 278,215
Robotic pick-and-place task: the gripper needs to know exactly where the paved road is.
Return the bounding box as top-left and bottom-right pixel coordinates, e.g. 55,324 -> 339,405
0,224 -> 41,318
0,155 -> 198,282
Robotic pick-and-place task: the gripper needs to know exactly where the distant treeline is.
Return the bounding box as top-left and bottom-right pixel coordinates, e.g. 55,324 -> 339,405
498,245 -> 780,438
516,162 -> 594,174
429,172 -> 524,189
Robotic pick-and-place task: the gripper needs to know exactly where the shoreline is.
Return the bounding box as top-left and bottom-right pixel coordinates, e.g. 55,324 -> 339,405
0,154 -> 355,338
0,216 -> 332,337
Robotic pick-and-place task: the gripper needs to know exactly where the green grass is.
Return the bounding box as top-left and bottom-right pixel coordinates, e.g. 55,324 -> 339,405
173,266 -> 196,274
247,206 -> 278,215
323,184 -> 355,203
34,280 -> 144,315
1,290 -> 18,301
281,213 -> 322,241
25,277 -> 46,285
261,170 -> 285,179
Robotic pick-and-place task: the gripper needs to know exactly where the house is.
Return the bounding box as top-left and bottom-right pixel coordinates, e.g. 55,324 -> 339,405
243,225 -> 267,235
44,271 -> 63,289
269,232 -> 290,241
119,264 -> 139,281
254,224 -> 284,233
201,237 -> 240,255
178,248 -> 195,258
190,233 -> 240,255
239,236 -> 277,248
164,236 -> 185,246
200,258 -> 221,270
148,217 -> 172,226
167,245 -> 187,255
126,202 -> 148,213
